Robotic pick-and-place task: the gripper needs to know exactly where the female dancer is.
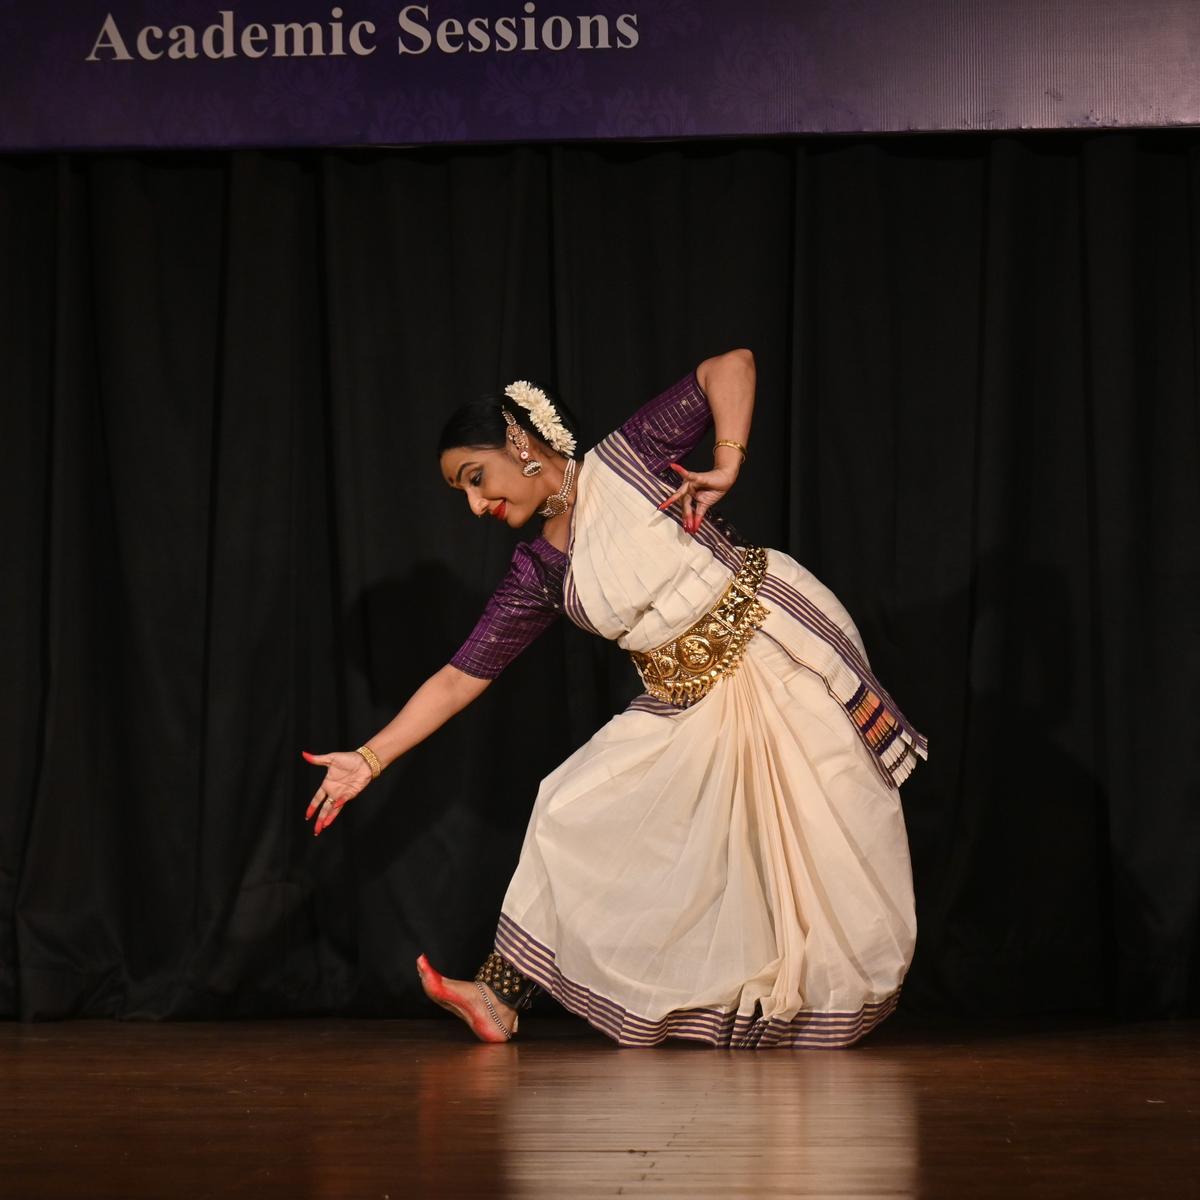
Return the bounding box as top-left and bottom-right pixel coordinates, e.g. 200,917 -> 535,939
301,349 -> 926,1048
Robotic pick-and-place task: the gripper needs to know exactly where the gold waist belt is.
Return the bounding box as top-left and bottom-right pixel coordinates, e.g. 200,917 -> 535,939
630,546 -> 770,707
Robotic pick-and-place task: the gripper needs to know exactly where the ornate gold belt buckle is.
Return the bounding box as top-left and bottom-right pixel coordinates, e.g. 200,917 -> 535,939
631,547 -> 769,706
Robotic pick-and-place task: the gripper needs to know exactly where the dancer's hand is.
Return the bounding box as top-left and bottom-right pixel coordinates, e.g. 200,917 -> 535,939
301,750 -> 373,836
659,462 -> 738,534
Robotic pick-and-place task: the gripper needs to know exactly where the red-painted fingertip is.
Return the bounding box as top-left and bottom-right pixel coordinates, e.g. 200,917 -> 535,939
301,750 -> 318,763
657,499 -> 672,510
669,462 -> 686,475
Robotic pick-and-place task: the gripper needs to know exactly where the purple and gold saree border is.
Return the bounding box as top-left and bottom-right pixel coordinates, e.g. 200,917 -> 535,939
496,912 -> 901,1050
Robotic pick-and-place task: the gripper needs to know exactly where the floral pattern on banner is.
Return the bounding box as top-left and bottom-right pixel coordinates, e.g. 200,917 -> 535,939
708,20 -> 873,130
639,0 -> 705,48
191,91 -> 243,144
710,25 -> 818,120
597,88 -> 696,138
26,28 -> 104,140
480,56 -> 591,128
26,28 -> 181,147
251,59 -> 365,132
368,90 -> 468,143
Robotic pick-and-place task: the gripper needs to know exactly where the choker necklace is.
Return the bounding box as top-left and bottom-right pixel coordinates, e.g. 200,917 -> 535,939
538,457 -> 578,519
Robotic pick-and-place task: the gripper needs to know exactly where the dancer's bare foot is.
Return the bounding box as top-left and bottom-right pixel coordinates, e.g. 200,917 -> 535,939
416,953 -> 519,1043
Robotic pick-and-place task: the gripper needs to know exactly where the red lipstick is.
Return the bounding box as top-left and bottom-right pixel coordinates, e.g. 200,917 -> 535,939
492,501 -> 507,520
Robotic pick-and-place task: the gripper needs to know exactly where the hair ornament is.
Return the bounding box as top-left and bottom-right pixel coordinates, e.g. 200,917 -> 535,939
503,380 -> 577,457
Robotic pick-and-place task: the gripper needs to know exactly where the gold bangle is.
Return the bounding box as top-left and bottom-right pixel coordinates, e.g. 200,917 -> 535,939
714,438 -> 747,462
356,744 -> 383,780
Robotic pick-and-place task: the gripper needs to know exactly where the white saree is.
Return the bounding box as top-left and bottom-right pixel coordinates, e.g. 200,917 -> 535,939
481,383 -> 926,1049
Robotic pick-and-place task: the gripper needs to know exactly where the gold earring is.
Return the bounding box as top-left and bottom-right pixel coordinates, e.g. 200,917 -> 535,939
503,409 -> 543,476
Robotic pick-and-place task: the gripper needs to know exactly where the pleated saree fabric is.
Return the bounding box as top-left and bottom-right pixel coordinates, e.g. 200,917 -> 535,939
459,372 -> 926,1048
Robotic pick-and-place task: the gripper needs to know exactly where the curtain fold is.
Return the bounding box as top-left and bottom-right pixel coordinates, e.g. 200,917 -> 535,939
1,131 -> 1196,1020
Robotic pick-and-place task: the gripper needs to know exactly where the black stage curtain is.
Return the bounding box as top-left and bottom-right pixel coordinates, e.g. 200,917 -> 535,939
2,132 -> 1198,1022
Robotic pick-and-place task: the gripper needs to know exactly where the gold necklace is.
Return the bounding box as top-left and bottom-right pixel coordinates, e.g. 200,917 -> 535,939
537,457 -> 578,518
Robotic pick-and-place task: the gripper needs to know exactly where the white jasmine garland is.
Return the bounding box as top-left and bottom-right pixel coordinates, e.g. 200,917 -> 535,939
504,380 -> 577,457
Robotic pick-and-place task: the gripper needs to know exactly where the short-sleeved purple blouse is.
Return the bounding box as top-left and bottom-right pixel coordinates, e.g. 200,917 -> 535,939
449,370 -> 712,680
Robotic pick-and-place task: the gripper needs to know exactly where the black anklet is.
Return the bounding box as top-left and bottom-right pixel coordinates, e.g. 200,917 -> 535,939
475,950 -> 539,1011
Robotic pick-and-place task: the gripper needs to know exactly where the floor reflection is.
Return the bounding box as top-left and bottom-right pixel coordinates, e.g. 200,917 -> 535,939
411,1028 -> 916,1197
3,1017 -> 1196,1198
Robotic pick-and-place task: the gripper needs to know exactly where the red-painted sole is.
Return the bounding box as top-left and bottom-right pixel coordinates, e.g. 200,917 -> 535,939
416,954 -> 512,1043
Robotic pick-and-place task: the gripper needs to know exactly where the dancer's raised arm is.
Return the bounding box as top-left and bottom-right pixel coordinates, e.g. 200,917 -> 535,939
660,347 -> 757,532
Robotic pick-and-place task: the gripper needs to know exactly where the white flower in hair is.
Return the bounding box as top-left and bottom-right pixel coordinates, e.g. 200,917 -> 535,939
504,380 -> 577,457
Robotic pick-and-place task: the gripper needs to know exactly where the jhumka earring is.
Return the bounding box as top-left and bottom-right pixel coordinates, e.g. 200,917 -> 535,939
502,409 -> 543,476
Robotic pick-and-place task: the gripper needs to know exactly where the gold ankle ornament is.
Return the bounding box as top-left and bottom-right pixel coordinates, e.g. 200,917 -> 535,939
475,950 -> 538,1011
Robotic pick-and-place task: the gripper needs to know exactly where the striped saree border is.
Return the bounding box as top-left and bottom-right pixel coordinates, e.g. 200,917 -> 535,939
560,455 -> 602,635
592,430 -> 928,784
495,912 -> 901,1050
562,564 -> 602,635
756,574 -> 927,787
625,694 -> 682,717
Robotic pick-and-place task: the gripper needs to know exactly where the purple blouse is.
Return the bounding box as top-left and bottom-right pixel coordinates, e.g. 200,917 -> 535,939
618,369 -> 713,480
449,370 -> 713,680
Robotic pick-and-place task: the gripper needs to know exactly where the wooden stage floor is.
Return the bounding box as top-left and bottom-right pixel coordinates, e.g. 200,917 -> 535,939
1,1014 -> 1196,1198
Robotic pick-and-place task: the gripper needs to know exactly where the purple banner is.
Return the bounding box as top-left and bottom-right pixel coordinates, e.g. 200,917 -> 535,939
2,1 -> 1199,151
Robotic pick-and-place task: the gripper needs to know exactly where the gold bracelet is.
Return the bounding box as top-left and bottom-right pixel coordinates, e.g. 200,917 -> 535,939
356,744 -> 383,780
714,439 -> 748,462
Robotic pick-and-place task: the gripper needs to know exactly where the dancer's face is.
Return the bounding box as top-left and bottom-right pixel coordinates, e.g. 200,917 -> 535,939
440,445 -> 543,527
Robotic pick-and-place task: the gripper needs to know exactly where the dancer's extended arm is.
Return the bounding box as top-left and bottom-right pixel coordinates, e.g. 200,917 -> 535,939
302,664 -> 489,834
